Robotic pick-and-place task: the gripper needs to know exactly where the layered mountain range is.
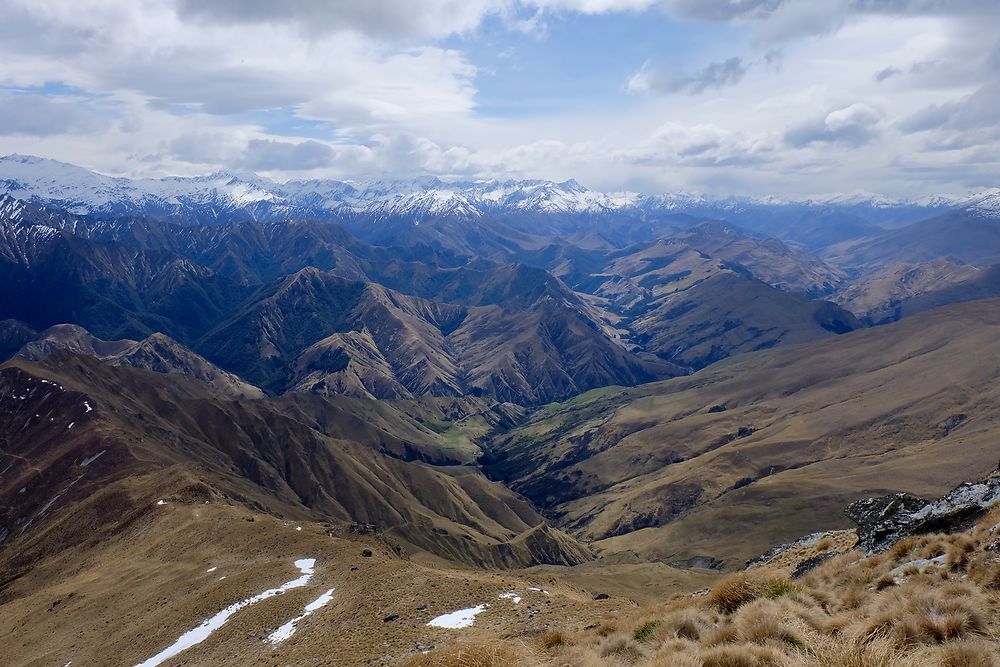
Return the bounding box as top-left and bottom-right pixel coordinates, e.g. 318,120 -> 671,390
5,155 -> 1000,665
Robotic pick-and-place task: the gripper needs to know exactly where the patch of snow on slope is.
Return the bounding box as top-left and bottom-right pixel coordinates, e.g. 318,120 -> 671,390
133,558 -> 317,667
267,587 -> 336,645
79,450 -> 105,467
427,604 -> 488,629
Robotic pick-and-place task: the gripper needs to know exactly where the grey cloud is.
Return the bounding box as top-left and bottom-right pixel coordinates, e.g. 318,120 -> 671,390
660,0 -> 786,22
167,132 -> 239,164
632,57 -> 748,95
899,82 -> 1000,134
105,61 -> 307,115
785,104 -> 882,147
173,0 -> 493,39
897,105 -> 953,133
875,66 -> 902,82
0,93 -> 109,137
239,139 -> 337,170
664,0 -> 1000,22
764,48 -> 784,71
660,0 -> 1000,43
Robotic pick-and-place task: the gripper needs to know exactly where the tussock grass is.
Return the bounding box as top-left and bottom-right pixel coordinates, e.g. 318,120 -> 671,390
400,640 -> 537,666
410,513 -> 1000,667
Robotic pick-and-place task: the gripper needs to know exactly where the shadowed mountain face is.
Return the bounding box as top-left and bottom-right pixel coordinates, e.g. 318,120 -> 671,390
826,210 -> 1000,270
0,352 -> 591,570
0,201 -> 866,405
16,323 -> 265,399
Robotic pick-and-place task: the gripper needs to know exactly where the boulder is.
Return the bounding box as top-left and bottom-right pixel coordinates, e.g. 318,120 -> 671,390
846,473 -> 1000,552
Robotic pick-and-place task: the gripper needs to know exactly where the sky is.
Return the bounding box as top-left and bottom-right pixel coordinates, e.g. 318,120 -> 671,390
0,0 -> 997,198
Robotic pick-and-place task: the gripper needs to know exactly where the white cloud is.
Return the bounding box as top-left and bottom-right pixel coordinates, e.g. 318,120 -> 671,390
627,57 -> 749,95
785,103 -> 883,147
0,0 -> 993,198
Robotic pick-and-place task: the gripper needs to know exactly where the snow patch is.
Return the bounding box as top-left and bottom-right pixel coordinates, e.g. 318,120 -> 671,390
427,604 -> 488,629
79,450 -> 105,467
206,567 -> 217,573
133,558 -> 317,667
83,401 -> 92,413
156,500 -> 166,506
267,587 -> 336,645
499,592 -> 521,604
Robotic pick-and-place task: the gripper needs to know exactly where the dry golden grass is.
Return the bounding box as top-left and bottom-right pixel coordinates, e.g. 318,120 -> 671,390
400,640 -> 539,667
411,512 -> 1000,667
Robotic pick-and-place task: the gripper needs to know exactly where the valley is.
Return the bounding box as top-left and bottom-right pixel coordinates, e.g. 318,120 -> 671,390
2,158 -> 1000,665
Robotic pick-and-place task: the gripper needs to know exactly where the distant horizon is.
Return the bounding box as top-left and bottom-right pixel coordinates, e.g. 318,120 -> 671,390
1,152 -> 994,204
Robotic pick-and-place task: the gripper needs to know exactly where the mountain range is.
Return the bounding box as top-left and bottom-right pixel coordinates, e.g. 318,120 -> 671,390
5,154 -> 1000,665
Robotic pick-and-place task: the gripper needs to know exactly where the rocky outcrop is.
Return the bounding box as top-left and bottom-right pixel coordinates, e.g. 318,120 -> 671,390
846,472 -> 1000,552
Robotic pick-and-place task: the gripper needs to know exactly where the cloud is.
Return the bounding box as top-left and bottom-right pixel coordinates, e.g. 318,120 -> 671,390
660,0 -> 785,22
874,66 -> 902,82
239,139 -> 337,171
899,82 -> 1000,134
619,122 -> 775,167
173,0 -> 502,40
785,103 -> 882,147
628,56 -> 748,95
527,0 -> 657,13
0,92 -> 110,136
660,0 -> 1000,42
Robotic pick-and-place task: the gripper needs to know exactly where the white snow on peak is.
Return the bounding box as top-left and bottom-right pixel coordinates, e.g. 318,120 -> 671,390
961,189 -> 1000,219
0,154 -> 995,222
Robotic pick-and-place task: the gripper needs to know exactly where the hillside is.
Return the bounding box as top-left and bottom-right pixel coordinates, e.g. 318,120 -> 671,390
409,481 -> 1000,666
832,259 -> 1000,324
826,210 -> 1000,270
16,323 -> 264,398
486,299 -> 1000,567
0,352 -> 590,569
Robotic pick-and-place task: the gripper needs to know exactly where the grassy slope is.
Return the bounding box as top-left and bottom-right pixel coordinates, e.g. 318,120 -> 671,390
489,299 -> 1000,567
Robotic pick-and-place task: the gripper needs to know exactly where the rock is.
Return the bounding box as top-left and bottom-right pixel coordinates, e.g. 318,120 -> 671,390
747,531 -> 841,568
362,548 -> 374,558
383,614 -> 399,623
416,603 -> 428,611
593,593 -> 610,600
936,414 -> 967,432
846,473 -> 1000,552
791,552 -> 837,579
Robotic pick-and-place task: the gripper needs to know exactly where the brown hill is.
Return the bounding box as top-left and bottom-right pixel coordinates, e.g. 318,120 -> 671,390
0,353 -> 589,570
826,210 -> 1000,269
628,272 -> 859,369
203,266 -> 675,404
834,259 -> 1000,325
664,221 -> 844,296
17,323 -> 264,399
486,299 -> 1000,567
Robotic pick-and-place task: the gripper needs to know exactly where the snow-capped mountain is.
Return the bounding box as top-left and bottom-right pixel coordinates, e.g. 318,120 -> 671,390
0,154 -> 993,232
961,189 -> 1000,219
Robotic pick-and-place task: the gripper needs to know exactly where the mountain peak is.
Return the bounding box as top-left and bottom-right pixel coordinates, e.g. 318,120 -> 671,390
0,154 -> 994,225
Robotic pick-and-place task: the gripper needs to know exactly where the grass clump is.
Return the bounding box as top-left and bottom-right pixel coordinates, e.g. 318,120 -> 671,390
539,629 -> 566,651
633,620 -> 663,643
